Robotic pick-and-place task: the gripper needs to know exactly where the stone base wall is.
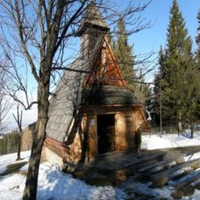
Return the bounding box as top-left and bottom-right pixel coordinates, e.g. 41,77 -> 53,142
41,145 -> 64,169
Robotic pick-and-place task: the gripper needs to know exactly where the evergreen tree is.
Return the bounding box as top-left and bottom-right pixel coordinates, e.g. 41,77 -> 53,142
157,0 -> 196,133
196,8 -> 200,66
184,63 -> 200,138
112,16 -> 152,107
193,6 -> 200,134
152,48 -> 165,127
134,69 -> 152,105
112,17 -> 135,91
152,73 -> 162,128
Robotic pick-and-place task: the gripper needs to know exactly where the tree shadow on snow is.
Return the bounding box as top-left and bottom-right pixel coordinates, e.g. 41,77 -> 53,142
37,164 -> 122,200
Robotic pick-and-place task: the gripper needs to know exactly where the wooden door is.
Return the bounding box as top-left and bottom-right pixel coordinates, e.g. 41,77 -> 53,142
97,114 -> 115,154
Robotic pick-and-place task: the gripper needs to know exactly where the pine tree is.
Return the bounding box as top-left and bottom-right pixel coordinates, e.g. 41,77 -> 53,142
134,69 -> 152,105
157,0 -> 195,133
152,48 -> 165,127
194,6 -> 200,134
196,8 -> 200,66
112,17 -> 135,91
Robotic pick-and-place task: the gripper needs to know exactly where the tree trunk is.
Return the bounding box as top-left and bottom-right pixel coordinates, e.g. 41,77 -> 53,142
190,118 -> 194,139
22,75 -> 50,200
22,111 -> 49,200
17,134 -> 22,160
178,112 -> 182,134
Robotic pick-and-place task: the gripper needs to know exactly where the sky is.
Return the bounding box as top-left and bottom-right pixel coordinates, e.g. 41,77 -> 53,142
132,0 -> 199,58
3,0 -> 200,131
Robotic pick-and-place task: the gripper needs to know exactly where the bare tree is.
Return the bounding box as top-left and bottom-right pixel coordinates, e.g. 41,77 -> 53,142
0,64 -> 12,134
13,105 -> 23,161
0,1 -> 151,200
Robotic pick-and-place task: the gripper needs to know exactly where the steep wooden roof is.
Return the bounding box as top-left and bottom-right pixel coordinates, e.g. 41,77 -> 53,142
46,35 -> 141,142
46,36 -> 104,142
46,3 -> 142,142
77,1 -> 110,36
83,36 -> 127,88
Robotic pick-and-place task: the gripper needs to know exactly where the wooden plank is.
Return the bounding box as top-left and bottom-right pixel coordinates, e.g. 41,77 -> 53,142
0,161 -> 29,176
171,170 -> 200,199
171,170 -> 200,188
151,158 -> 200,187
88,152 -> 166,171
140,156 -> 184,175
44,137 -> 70,159
121,153 -> 166,169
139,160 -> 174,173
135,159 -> 159,173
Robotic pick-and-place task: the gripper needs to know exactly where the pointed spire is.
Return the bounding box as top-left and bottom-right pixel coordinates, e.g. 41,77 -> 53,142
77,1 -> 110,36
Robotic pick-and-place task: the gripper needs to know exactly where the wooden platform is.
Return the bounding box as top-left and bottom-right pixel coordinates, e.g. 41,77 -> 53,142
71,146 -> 200,198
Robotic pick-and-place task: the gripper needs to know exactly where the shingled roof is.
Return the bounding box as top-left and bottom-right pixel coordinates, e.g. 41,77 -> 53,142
46,35 -> 104,142
46,35 -> 140,142
46,2 -> 140,143
82,85 -> 140,105
77,1 -> 110,36
46,59 -> 83,142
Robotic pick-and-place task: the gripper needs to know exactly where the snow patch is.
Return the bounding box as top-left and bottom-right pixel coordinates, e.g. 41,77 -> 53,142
0,151 -> 30,174
142,131 -> 200,150
0,153 -> 127,200
37,164 -> 127,200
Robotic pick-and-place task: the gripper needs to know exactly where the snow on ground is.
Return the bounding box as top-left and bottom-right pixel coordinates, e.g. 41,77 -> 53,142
0,173 -> 25,200
0,151 -> 30,174
37,163 -> 127,200
142,130 -> 200,150
120,178 -> 175,200
0,152 -> 127,200
1,131 -> 200,200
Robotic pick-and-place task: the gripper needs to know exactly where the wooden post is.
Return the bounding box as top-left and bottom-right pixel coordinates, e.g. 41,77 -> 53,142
159,80 -> 163,136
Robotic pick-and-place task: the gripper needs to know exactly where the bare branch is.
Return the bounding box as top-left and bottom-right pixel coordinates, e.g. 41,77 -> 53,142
14,1 -> 39,82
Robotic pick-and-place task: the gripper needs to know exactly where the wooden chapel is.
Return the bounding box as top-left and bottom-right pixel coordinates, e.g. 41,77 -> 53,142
42,1 -> 150,168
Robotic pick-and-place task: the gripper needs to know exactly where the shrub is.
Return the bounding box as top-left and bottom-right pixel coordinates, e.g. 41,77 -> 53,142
135,129 -> 142,146
135,129 -> 142,153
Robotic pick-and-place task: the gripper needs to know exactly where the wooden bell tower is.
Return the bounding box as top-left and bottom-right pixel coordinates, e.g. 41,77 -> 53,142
77,1 -> 110,59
